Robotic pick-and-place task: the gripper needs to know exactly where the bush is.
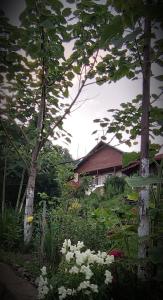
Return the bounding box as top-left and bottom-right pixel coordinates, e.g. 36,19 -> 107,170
0,209 -> 23,249
104,176 -> 126,198
38,205 -> 111,269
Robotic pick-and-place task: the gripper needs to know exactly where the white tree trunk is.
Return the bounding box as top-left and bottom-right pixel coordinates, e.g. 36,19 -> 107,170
138,159 -> 150,278
24,163 -> 37,245
138,13 -> 151,279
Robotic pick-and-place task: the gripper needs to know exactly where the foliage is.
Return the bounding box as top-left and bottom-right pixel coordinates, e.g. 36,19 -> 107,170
104,176 -> 126,198
0,133 -> 73,209
0,209 -> 23,249
36,143 -> 74,200
34,201 -> 112,269
93,99 -> 163,148
75,176 -> 92,198
91,0 -> 163,148
123,152 -> 140,167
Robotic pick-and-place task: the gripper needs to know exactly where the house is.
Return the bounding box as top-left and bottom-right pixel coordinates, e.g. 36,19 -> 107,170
73,141 -> 123,192
70,141 -> 163,194
122,153 -> 163,176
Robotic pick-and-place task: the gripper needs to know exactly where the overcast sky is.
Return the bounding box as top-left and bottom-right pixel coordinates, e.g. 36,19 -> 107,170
1,0 -> 162,159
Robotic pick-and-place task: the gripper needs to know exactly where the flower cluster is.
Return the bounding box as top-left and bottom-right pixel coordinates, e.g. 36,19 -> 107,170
58,239 -> 114,300
108,249 -> 124,259
37,266 -> 52,299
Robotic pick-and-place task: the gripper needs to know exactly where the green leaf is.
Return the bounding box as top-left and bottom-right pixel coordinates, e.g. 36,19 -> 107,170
65,137 -> 71,143
101,15 -> 124,45
125,140 -> 132,147
101,136 -> 107,140
73,65 -> 80,74
63,88 -> 69,98
62,8 -> 71,17
127,192 -> 139,201
123,28 -> 142,43
100,122 -> 108,128
92,130 -> 97,135
116,133 -> 122,140
93,119 -> 101,123
126,176 -> 163,187
66,72 -> 74,80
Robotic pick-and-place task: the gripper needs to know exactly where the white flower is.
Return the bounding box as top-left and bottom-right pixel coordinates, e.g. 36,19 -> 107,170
77,241 -> 84,250
61,247 -> 67,254
65,251 -> 74,262
41,266 -> 47,276
58,286 -> 66,294
58,286 -> 67,300
67,239 -> 71,247
59,294 -> 66,300
90,283 -> 98,293
58,286 -> 76,300
75,251 -> 87,266
59,239 -> 114,299
80,265 -> 93,280
105,270 -> 113,284
105,255 -> 114,265
87,253 -> 97,264
14,118 -> 24,126
37,266 -> 51,299
95,256 -> 105,265
1,114 -> 8,120
69,266 -> 79,274
77,280 -> 90,291
66,289 -> 73,295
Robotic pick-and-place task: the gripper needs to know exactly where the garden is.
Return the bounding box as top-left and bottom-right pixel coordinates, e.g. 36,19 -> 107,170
0,0 -> 163,299
0,163 -> 163,299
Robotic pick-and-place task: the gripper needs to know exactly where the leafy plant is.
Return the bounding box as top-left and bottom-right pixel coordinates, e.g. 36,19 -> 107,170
104,176 -> 126,198
0,209 -> 23,249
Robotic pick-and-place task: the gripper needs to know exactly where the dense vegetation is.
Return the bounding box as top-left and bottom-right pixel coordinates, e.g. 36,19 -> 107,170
0,0 -> 163,299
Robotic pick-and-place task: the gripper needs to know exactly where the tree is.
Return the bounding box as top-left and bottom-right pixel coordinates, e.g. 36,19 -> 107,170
122,151 -> 140,167
88,0 -> 163,279
138,11 -> 151,279
0,0 -> 109,244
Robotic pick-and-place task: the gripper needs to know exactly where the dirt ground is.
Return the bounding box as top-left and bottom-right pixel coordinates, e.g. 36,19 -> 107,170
0,262 -> 37,300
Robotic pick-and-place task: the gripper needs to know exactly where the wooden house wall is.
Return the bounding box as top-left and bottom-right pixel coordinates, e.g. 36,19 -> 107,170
76,146 -> 122,174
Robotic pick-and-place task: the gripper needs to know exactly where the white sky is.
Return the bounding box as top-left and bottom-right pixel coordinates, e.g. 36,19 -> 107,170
2,0 -> 163,159
63,77 -> 142,159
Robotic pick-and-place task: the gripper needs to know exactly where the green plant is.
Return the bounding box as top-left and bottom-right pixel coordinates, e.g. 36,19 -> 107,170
36,204 -> 111,269
42,239 -> 114,300
104,176 -> 126,198
0,209 -> 23,249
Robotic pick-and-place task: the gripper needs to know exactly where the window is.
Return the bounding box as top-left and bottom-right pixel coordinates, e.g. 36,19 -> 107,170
92,174 -> 112,186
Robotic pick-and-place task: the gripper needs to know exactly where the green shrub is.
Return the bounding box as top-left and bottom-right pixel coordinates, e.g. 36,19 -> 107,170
0,209 -> 23,249
39,206 -> 111,269
104,176 -> 126,198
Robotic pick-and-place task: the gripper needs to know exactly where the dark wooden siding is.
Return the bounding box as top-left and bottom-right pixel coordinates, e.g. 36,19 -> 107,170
76,146 -> 122,174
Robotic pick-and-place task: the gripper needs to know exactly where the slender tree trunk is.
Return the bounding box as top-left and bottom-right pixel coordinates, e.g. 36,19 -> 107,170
138,15 -> 151,279
24,156 -> 37,244
2,156 -> 7,218
24,26 -> 46,245
15,168 -> 25,212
